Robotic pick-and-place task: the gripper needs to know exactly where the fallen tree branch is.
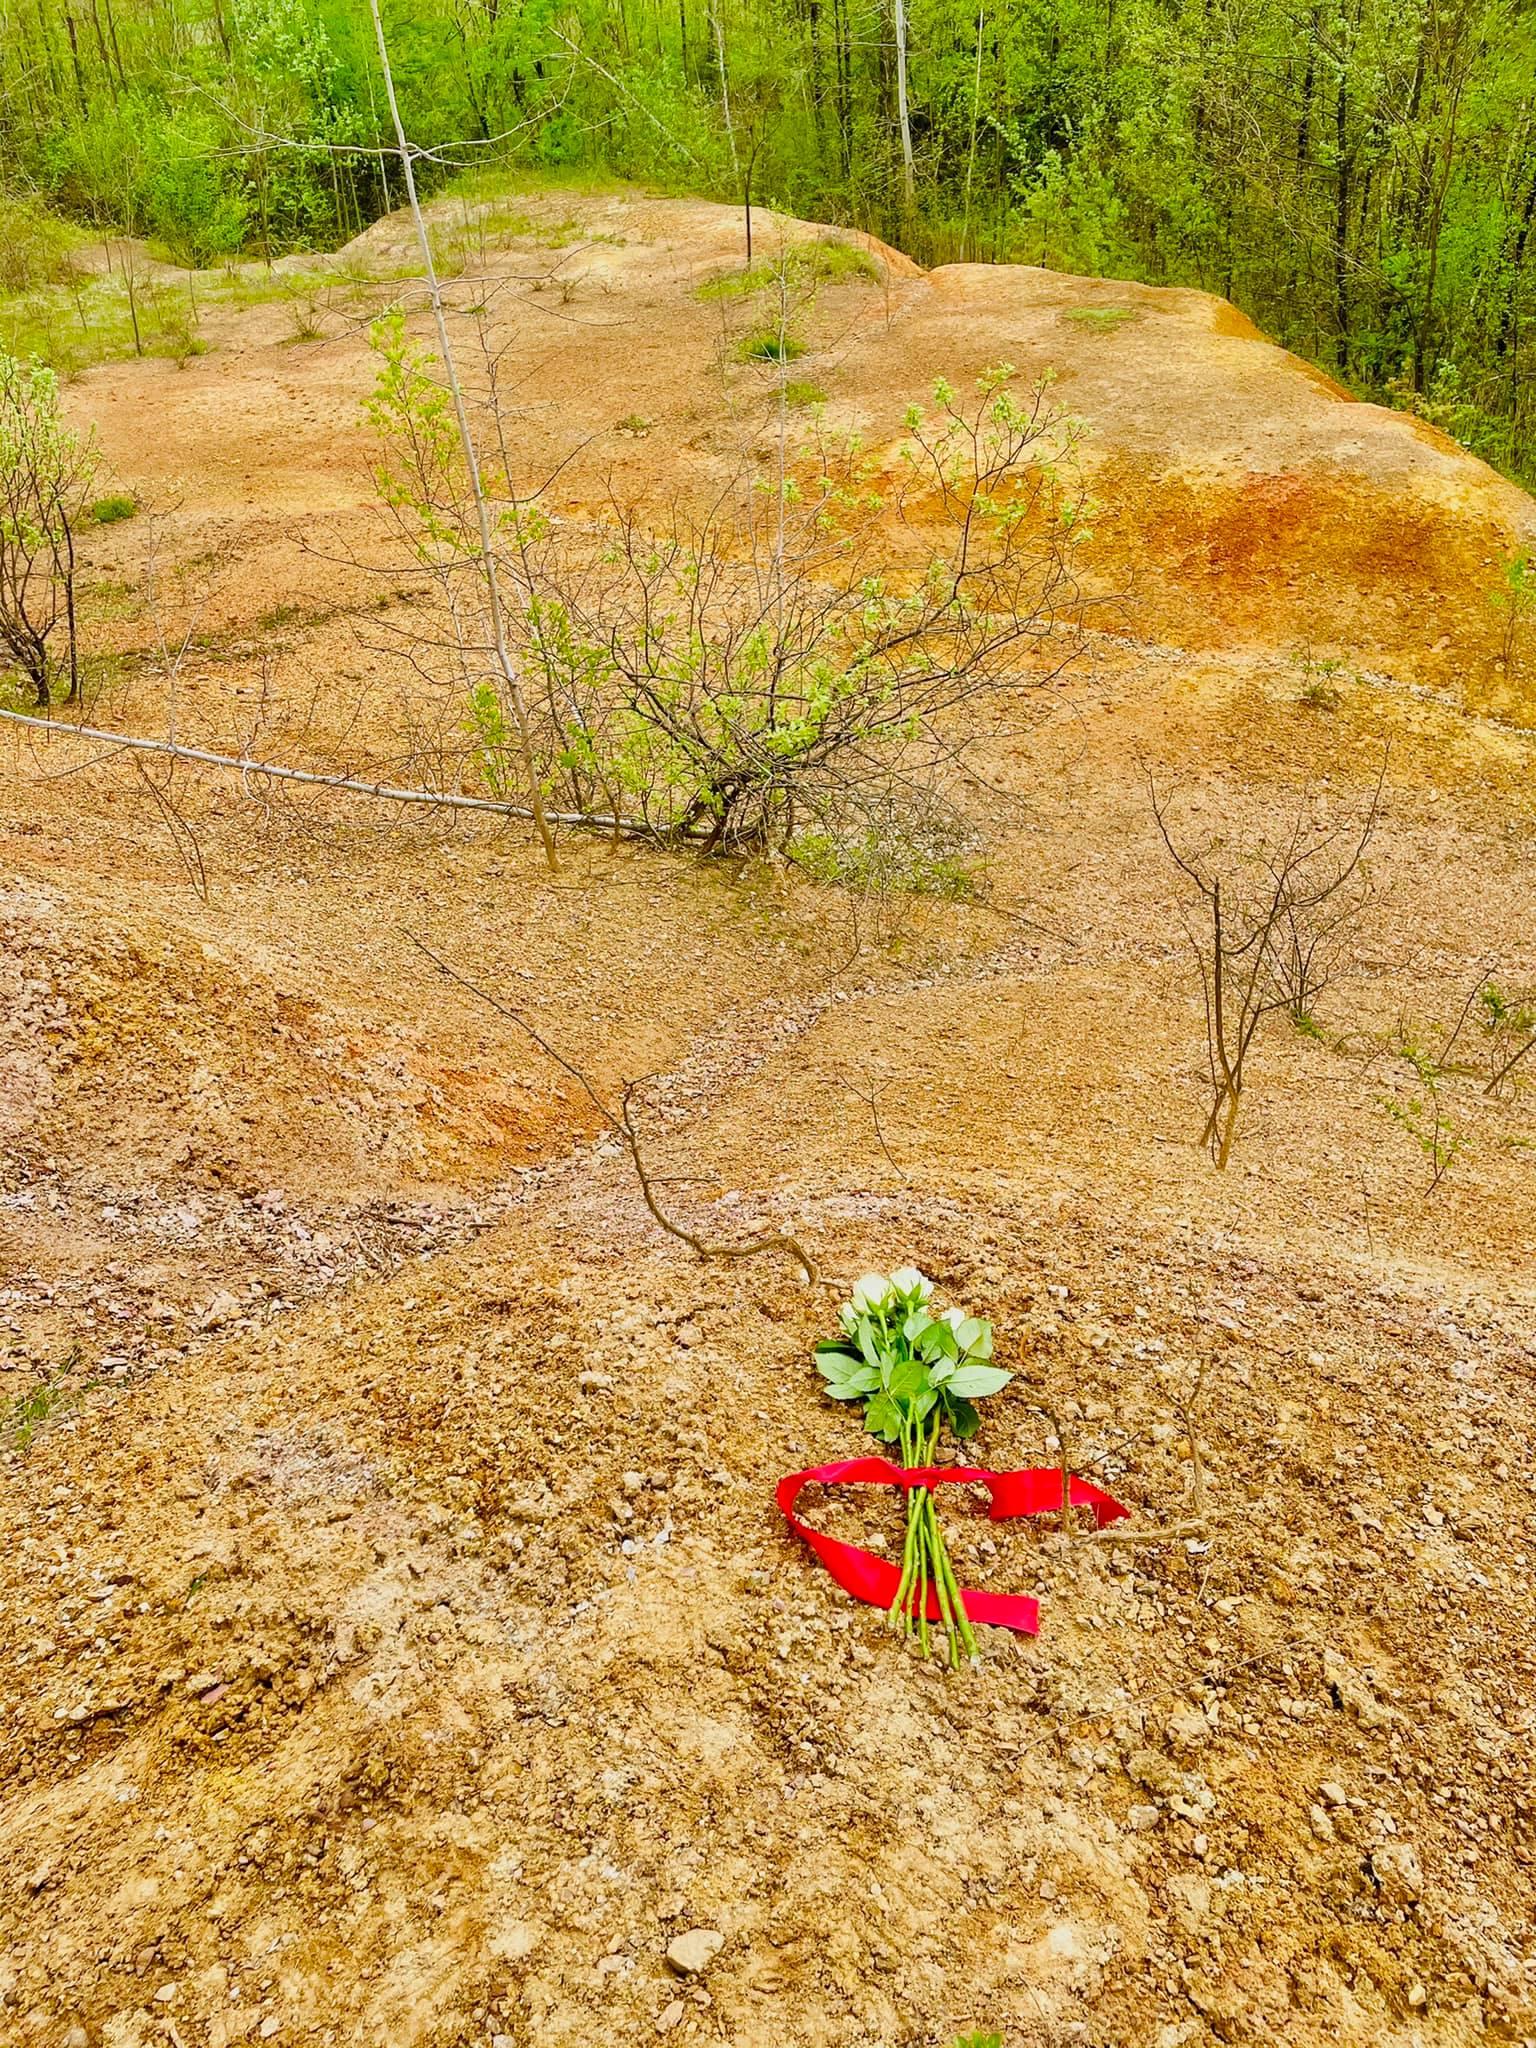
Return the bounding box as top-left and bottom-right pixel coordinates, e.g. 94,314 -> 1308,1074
0,709 -> 659,837
408,933 -> 819,1283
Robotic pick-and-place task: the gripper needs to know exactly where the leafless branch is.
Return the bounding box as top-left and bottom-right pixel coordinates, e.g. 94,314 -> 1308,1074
407,933 -> 819,1282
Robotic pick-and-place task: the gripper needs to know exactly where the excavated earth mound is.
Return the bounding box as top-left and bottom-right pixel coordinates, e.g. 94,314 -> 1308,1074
1,189 -> 1534,2048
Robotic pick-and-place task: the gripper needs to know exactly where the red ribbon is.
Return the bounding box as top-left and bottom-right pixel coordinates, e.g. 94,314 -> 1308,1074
775,1456 -> 1130,1636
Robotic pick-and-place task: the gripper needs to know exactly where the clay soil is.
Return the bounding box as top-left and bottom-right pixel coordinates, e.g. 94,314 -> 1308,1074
1,188 -> 1534,2048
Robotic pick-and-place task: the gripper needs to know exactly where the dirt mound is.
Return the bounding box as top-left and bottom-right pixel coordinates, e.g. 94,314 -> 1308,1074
65,186 -> 1536,720
4,186 -> 1536,2048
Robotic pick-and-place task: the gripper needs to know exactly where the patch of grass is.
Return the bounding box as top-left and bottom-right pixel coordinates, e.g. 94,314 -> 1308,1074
1062,304 -> 1138,331
738,328 -> 807,364
615,413 -> 652,435
1291,644 -> 1346,710
0,259 -> 359,378
698,237 -> 879,301
81,575 -> 142,622
790,826 -> 982,900
782,379 -> 828,408
0,194 -> 81,293
5,1363 -> 81,1451
446,162 -> 634,208
90,493 -> 138,524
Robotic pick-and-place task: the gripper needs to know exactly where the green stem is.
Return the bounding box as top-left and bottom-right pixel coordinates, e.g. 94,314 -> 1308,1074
887,1417 -> 918,1633
932,1508 -> 977,1663
921,1494 -> 955,1666
888,1491 -> 917,1633
915,1496 -> 930,1655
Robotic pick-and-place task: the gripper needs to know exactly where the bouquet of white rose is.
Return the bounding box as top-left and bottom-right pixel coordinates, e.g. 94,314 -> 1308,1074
814,1267 -> 1012,1665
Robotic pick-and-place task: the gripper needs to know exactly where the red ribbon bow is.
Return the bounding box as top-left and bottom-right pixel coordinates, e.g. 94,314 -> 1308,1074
776,1456 -> 1130,1635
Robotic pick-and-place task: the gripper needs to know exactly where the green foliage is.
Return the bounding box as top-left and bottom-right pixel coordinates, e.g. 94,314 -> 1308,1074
789,824 -> 980,899
90,493 -> 138,524
0,195 -> 77,294
465,679 -> 518,799
697,239 -> 879,301
737,327 -> 806,363
1477,979 -> 1536,1095
1062,305 -> 1136,331
364,312 -> 466,558
5,1364 -> 80,1451
367,356 -> 1083,856
5,0 -> 1536,480
1379,1032 -> 1463,1193
781,380 -> 827,408
0,349 -> 99,703
1491,549 -> 1536,671
951,2035 -> 1004,2048
817,1266 -> 1008,1445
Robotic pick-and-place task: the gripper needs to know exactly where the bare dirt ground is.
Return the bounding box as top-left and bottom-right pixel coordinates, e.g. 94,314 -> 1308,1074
1,188 -> 1534,2048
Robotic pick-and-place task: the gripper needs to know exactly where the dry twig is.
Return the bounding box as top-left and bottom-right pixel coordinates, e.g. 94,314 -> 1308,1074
408,933 -> 818,1282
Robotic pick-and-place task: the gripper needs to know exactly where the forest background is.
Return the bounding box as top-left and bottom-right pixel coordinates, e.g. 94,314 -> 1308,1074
1,0 -> 1533,483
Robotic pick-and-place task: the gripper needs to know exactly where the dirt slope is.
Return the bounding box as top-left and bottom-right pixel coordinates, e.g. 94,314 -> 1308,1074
2,187 -> 1535,2048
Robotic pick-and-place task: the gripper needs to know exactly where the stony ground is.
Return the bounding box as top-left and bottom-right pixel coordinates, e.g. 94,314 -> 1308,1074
1,187 -> 1534,2048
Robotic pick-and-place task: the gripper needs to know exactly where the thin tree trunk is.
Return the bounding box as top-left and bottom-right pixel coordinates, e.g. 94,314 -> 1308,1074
711,0 -> 738,180
962,3 -> 984,259
366,0 -> 558,871
1334,67 -> 1352,371
893,0 -> 915,208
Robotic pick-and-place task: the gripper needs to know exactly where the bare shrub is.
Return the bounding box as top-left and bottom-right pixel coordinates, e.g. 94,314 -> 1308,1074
1149,764 -> 1383,1167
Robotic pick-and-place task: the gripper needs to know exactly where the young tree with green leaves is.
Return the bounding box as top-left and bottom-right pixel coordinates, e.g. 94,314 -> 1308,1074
0,352 -> 98,706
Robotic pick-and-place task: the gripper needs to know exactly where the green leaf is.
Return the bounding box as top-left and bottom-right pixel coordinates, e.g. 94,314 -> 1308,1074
887,1354 -> 930,1402
814,1340 -> 861,1373
946,1364 -> 1012,1399
918,1319 -> 958,1362
945,1393 -> 981,1439
864,1392 -> 902,1442
825,1364 -> 880,1398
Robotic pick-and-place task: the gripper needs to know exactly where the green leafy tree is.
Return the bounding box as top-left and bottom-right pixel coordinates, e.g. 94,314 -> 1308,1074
0,352 -> 99,706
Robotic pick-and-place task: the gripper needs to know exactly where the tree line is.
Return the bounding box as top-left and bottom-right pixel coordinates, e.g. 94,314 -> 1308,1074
1,0 -> 1534,478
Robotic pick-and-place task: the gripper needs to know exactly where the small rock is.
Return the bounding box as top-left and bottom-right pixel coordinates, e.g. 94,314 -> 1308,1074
579,1370 -> 614,1393
1408,1984 -> 1427,2010
1128,1804 -> 1161,1832
622,1471 -> 646,1495
1308,1804 -> 1335,1843
676,1322 -> 703,1348
63,2029 -> 89,2048
656,2001 -> 687,2035
25,1862 -> 53,1893
1323,1648 -> 1394,1728
259,2022 -> 282,2041
153,1984 -> 178,2004
1369,1841 -> 1423,1907
667,1928 -> 724,1977
200,1290 -> 242,1330
1164,1707 -> 1210,1750
493,2036 -> 516,2048
1319,1780 -> 1348,1808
